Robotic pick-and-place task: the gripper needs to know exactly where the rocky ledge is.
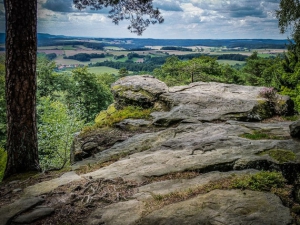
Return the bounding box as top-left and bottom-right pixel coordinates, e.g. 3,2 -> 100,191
1,75 -> 300,225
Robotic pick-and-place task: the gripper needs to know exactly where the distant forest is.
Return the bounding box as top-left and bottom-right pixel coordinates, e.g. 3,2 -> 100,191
0,33 -> 288,50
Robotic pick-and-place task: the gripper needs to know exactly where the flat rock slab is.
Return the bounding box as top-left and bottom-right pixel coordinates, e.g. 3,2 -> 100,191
12,207 -> 54,224
24,171 -> 82,196
0,197 -> 44,225
153,82 -> 274,124
139,189 -> 292,225
83,121 -> 298,182
88,199 -> 145,225
87,170 -> 260,225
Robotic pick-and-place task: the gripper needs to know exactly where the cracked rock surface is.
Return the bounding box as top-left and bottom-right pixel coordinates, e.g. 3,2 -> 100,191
1,77 -> 299,225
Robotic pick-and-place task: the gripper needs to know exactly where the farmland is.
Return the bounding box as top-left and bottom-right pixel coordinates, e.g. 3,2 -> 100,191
31,33 -> 289,74
87,66 -> 119,74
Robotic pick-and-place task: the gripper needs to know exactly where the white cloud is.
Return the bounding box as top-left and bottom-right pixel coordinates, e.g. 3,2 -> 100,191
33,0 -> 286,39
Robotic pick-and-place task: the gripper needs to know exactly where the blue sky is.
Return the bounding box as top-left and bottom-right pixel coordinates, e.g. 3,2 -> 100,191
0,0 -> 290,39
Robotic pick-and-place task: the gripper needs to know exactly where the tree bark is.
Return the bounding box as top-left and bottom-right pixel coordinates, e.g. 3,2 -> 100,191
3,0 -> 40,179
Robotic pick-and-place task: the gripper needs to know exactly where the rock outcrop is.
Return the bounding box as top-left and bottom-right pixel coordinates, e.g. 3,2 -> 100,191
2,76 -> 299,225
69,76 -> 300,224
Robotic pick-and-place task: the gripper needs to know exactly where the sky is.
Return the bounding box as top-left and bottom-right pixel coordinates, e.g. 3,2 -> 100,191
0,0 -> 291,39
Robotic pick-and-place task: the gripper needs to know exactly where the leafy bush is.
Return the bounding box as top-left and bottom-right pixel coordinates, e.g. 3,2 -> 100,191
37,97 -> 84,171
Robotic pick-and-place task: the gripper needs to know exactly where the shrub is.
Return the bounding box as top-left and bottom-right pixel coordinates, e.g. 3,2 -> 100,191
37,97 -> 84,171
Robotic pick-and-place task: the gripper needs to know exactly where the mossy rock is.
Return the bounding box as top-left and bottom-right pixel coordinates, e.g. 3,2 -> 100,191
248,100 -> 273,121
95,104 -> 117,124
258,149 -> 296,163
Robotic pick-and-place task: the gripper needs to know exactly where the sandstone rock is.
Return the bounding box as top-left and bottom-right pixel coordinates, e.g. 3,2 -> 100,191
13,207 -> 54,224
290,119 -> 300,138
72,78 -> 299,225
88,200 -> 144,225
24,171 -> 82,196
153,82 -> 293,125
0,197 -> 44,225
138,190 -> 292,225
111,75 -> 169,109
82,121 -> 299,182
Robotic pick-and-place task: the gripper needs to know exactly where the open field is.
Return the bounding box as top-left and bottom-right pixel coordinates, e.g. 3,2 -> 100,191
104,46 -> 125,51
35,40 -> 287,73
87,66 -> 119,74
38,49 -> 65,55
217,60 -> 246,65
54,56 -> 90,65
63,49 -> 106,57
38,45 -> 77,50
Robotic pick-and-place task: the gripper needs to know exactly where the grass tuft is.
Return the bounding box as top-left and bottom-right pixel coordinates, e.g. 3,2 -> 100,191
240,130 -> 288,140
258,149 -> 296,163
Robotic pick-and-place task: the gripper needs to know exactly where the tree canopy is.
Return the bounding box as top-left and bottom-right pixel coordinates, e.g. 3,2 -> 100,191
73,0 -> 164,35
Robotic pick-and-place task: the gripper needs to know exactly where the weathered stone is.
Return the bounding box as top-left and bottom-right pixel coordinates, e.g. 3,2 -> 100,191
111,75 -> 169,109
138,190 -> 292,225
24,172 -> 82,196
75,78 -> 299,224
153,82 -> 293,125
115,119 -> 152,129
290,119 -> 300,138
88,200 -> 144,225
81,141 -> 98,151
12,188 -> 22,193
13,207 -> 54,224
0,197 -> 44,225
82,121 -> 298,182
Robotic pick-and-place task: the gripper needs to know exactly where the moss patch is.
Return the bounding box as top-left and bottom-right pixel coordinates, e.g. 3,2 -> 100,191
230,171 -> 286,191
82,105 -> 152,133
240,130 -> 288,140
258,149 -> 296,163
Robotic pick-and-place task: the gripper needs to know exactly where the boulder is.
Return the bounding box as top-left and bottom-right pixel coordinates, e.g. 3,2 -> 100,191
290,119 -> 300,138
111,75 -> 169,110
153,82 -> 293,125
112,77 -> 294,125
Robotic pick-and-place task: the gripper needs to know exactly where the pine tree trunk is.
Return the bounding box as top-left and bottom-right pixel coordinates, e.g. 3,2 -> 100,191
3,0 -> 40,179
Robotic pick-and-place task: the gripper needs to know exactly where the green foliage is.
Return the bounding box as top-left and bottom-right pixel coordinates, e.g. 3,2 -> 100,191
0,147 -> 7,181
37,56 -> 71,99
154,55 -> 245,86
258,149 -> 296,163
95,73 -> 118,87
95,105 -> 151,127
118,67 -> 129,78
231,171 -> 286,191
67,67 -> 113,122
276,0 -> 300,59
37,97 -> 84,171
